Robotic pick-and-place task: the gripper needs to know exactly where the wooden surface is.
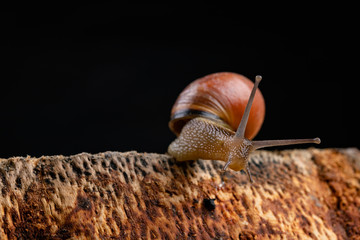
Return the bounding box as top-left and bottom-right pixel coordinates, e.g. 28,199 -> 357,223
0,148 -> 359,239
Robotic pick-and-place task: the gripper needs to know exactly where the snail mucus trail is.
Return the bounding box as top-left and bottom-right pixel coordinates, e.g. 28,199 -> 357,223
168,74 -> 320,183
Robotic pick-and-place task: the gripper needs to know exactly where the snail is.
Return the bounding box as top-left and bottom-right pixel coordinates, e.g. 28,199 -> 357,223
168,72 -> 320,182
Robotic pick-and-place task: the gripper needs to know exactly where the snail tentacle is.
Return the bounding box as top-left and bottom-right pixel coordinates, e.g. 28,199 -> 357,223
235,75 -> 262,138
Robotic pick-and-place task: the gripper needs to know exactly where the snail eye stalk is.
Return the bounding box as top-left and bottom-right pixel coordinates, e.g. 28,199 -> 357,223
235,75 -> 262,139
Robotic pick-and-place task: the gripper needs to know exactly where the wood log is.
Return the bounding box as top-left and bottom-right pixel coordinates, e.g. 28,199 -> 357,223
0,148 -> 359,239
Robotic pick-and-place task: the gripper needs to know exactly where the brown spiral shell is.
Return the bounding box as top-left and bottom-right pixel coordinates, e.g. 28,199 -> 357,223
169,72 -> 265,140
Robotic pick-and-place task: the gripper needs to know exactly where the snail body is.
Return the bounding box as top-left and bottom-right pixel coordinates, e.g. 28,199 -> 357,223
169,117 -> 251,171
168,72 -> 320,182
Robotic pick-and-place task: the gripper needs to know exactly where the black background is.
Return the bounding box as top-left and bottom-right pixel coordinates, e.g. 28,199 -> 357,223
0,4 -> 356,158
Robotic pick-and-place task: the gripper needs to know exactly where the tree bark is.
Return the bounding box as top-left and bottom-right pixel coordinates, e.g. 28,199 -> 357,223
0,148 -> 359,239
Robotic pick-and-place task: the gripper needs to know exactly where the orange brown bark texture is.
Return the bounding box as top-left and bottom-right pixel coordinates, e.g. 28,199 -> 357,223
0,148 -> 359,240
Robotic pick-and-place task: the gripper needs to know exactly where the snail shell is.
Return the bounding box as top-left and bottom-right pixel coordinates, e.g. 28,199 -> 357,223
169,72 -> 266,140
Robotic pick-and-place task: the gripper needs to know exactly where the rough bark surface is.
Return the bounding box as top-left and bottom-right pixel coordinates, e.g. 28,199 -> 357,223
0,148 -> 359,239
